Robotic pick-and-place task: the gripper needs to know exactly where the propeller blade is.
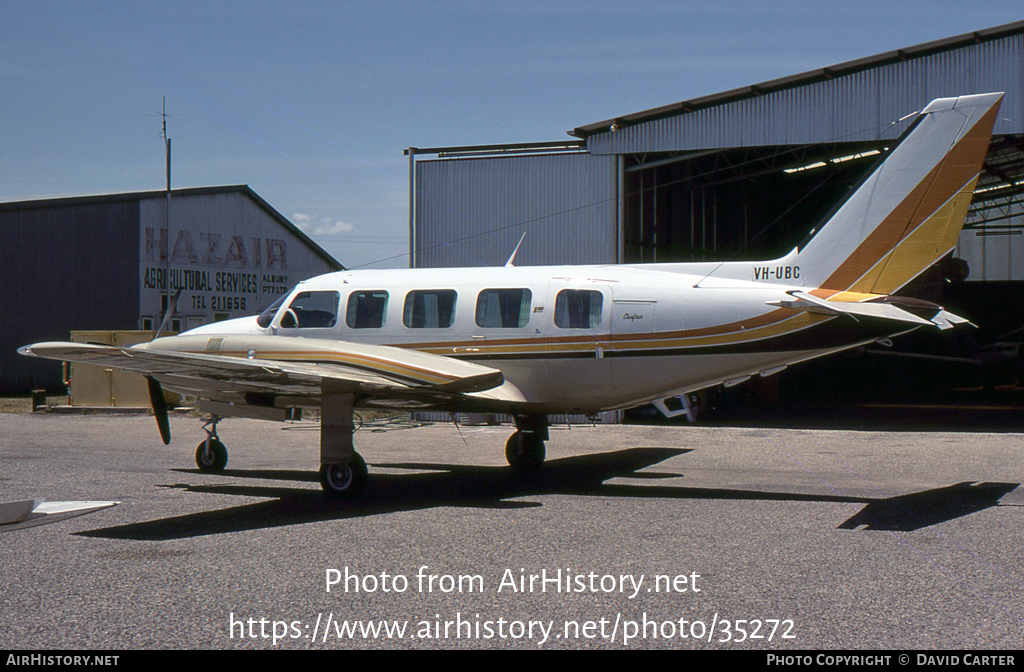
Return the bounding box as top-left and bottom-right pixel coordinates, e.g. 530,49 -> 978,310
146,376 -> 171,445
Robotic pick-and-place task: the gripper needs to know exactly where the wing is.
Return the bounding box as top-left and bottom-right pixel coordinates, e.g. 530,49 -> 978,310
19,334 -> 506,405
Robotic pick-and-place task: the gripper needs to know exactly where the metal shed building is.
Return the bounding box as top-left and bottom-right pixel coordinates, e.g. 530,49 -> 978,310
1,185 -> 342,394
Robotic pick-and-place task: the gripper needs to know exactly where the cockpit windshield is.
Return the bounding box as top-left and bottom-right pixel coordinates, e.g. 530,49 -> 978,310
256,295 -> 287,328
279,290 -> 341,329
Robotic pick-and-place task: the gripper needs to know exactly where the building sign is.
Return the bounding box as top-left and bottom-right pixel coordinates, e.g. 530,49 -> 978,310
137,192 -> 336,330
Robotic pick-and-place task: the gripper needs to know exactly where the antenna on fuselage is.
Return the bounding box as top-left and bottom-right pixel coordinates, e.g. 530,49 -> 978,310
504,232 -> 527,267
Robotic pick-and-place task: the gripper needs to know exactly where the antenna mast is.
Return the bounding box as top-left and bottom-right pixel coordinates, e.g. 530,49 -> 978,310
161,96 -> 172,328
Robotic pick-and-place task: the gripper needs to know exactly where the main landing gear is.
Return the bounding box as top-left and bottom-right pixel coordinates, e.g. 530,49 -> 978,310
505,414 -> 549,470
318,382 -> 367,499
319,454 -> 367,499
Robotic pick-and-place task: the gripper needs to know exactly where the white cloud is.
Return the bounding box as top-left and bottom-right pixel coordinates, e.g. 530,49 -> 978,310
292,212 -> 357,236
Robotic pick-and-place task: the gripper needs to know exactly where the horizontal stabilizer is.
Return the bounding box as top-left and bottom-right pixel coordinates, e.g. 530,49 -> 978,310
929,310 -> 974,331
0,499 -> 119,532
768,291 -> 968,330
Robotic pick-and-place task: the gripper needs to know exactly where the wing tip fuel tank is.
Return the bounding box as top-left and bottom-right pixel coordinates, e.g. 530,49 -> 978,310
0,498 -> 119,532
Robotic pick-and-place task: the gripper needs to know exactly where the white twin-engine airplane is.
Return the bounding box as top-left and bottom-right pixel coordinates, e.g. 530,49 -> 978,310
20,93 -> 1002,499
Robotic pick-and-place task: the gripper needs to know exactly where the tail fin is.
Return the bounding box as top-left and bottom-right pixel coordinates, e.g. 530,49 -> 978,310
794,92 -> 1001,295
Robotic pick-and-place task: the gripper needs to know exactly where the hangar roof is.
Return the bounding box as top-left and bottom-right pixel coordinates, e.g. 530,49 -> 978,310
570,19 -> 1024,142
0,184 -> 343,271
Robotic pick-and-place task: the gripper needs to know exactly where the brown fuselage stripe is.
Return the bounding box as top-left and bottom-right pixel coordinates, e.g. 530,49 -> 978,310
391,307 -> 812,352
390,313 -> 834,357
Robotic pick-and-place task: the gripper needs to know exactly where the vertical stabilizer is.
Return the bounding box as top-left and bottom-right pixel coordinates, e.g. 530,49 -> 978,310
794,92 -> 1001,295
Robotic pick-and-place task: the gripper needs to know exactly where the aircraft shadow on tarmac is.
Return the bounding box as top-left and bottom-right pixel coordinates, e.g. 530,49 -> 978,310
837,481 -> 1018,530
75,447 -> 1019,540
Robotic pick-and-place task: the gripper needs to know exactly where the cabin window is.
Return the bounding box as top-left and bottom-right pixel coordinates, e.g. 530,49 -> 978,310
554,289 -> 603,329
279,290 -> 340,328
403,290 -> 457,328
475,288 -> 532,328
346,291 -> 389,329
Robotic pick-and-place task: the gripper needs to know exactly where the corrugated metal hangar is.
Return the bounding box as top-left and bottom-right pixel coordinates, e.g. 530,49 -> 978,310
408,20 -> 1024,407
1,185 -> 342,394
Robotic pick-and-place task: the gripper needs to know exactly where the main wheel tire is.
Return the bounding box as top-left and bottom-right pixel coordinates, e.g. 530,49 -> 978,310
319,453 -> 368,499
505,431 -> 545,470
195,438 -> 228,472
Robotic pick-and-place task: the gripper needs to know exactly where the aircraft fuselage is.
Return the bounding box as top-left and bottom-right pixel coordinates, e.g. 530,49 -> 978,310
179,263 -> 900,415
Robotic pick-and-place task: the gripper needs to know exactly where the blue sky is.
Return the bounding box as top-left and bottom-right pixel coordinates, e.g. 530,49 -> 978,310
1,1 -> 1021,268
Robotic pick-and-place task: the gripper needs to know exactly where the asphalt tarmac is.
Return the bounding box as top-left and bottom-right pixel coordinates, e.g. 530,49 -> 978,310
1,411 -> 1022,650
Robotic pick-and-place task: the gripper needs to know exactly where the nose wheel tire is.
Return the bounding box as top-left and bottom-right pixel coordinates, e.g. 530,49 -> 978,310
319,453 -> 368,499
195,438 -> 228,472
505,431 -> 545,470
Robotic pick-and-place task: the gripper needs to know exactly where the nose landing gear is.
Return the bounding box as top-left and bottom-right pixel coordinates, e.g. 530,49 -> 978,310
195,415 -> 228,472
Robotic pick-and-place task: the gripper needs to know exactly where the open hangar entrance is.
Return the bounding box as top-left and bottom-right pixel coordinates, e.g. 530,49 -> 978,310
621,141 -> 890,264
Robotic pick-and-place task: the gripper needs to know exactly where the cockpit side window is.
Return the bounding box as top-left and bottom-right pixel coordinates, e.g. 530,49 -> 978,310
403,290 -> 457,328
279,290 -> 340,329
475,288 -> 532,328
256,295 -> 287,328
346,291 -> 389,329
554,289 -> 603,329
